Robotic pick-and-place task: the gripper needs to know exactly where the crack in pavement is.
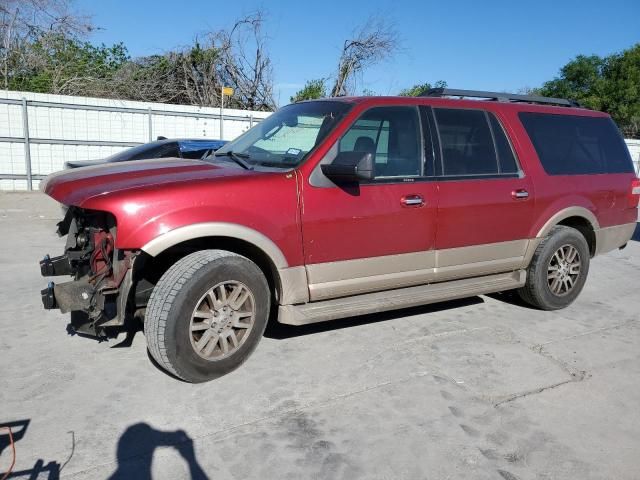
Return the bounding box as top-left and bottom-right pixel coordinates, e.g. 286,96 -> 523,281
492,378 -> 579,407
535,319 -> 637,347
489,339 -> 592,407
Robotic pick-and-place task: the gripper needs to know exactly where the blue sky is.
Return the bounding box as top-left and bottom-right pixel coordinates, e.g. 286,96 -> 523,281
77,0 -> 639,106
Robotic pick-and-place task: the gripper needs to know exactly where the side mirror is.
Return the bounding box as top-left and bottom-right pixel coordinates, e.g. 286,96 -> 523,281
321,151 -> 374,183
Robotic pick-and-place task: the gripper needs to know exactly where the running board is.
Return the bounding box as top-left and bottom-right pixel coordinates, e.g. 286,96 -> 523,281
278,270 -> 526,326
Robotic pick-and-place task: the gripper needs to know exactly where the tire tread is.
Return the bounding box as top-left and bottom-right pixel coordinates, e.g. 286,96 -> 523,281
145,250 -> 238,380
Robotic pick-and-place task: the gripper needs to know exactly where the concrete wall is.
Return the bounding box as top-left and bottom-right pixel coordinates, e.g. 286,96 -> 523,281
0,90 -> 271,190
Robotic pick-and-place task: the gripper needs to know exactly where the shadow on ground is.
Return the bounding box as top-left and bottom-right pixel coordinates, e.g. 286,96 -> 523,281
1,419 -> 64,479
107,423 -> 208,479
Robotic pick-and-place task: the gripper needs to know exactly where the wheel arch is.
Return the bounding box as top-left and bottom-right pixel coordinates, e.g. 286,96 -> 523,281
536,207 -> 599,256
135,223 -> 300,307
142,222 -> 289,268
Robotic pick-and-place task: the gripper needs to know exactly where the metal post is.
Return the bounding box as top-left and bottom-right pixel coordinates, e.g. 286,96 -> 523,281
219,87 -> 224,140
21,98 -> 33,191
148,108 -> 153,141
249,114 -> 253,129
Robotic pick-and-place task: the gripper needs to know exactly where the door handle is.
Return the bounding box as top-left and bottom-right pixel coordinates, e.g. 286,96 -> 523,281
511,189 -> 529,200
401,195 -> 425,207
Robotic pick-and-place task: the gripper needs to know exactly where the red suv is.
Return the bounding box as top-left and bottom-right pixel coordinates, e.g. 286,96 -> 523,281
39,89 -> 640,382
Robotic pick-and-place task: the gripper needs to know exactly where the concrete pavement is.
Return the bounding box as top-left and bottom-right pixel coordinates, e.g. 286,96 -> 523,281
1,192 -> 639,479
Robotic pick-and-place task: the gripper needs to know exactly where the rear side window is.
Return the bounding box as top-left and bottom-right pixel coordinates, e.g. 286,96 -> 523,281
433,109 -> 519,176
519,112 -> 634,175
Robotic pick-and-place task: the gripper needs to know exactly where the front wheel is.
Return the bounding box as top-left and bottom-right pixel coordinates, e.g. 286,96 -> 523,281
518,226 -> 590,310
145,250 -> 270,382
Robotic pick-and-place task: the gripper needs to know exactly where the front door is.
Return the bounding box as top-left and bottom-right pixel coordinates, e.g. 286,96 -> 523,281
301,105 -> 439,301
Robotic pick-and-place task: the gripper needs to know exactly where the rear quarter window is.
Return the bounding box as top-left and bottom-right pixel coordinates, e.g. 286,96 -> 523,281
519,112 -> 633,175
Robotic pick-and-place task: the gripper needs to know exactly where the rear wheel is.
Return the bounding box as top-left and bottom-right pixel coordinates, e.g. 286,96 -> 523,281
145,250 -> 270,382
518,226 -> 590,310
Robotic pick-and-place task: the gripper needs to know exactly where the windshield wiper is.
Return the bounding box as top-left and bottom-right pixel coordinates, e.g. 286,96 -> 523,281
214,150 -> 253,170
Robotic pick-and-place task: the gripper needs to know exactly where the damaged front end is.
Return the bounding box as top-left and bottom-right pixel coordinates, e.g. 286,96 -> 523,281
40,207 -> 137,337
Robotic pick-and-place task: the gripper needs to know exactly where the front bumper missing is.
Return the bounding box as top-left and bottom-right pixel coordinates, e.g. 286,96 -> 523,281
40,254 -> 73,277
40,277 -> 94,313
40,249 -> 137,336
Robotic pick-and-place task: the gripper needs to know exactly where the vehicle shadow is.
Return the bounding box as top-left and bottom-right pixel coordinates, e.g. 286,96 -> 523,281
107,423 -> 208,479
264,296 -> 485,340
485,289 -> 537,309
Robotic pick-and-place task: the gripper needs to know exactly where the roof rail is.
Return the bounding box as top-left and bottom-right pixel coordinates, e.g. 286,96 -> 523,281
423,88 -> 581,108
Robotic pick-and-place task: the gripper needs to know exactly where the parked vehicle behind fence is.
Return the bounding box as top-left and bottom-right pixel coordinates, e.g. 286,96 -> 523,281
64,138 -> 227,168
39,89 -> 640,382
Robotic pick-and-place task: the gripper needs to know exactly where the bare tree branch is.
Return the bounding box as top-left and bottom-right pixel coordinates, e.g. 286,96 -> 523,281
330,17 -> 399,97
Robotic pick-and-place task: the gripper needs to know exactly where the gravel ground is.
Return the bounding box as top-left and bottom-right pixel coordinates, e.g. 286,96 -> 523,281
1,191 -> 639,480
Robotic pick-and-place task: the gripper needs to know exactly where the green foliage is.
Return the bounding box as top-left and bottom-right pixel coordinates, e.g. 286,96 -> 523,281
399,80 -> 447,97
8,33 -> 129,94
537,44 -> 640,138
290,79 -> 327,102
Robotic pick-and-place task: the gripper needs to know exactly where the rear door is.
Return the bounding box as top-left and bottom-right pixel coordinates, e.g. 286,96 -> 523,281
427,107 -> 535,281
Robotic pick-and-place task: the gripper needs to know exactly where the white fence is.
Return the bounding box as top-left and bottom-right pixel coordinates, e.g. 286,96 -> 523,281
627,139 -> 640,176
0,90 -> 271,190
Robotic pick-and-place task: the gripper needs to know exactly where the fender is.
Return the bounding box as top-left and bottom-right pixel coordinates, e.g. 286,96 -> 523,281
141,222 -> 289,268
140,222 -> 310,305
535,206 -> 600,238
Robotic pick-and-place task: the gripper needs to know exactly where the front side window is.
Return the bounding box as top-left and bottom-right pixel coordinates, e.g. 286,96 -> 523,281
338,106 -> 422,178
215,101 -> 352,168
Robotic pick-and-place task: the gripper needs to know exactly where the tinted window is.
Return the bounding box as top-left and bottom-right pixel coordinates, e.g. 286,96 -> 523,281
339,106 -> 421,178
130,142 -> 180,160
434,109 -> 498,175
181,148 -> 210,159
488,113 -> 519,174
519,112 -> 634,175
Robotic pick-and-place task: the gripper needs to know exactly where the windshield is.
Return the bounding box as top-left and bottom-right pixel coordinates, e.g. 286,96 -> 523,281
215,101 -> 352,168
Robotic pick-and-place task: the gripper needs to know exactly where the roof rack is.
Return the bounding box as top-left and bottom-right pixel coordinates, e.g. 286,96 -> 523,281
423,88 -> 581,108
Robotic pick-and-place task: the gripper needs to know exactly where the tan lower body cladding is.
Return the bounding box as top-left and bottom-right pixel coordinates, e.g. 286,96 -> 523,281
305,239 -> 539,301
279,221 -> 635,305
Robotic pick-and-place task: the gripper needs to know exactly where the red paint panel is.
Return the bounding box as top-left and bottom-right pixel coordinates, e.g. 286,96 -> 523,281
44,162 -> 304,266
301,181 -> 438,264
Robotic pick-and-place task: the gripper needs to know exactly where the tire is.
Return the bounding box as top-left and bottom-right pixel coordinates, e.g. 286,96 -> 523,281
518,225 -> 590,310
145,250 -> 270,383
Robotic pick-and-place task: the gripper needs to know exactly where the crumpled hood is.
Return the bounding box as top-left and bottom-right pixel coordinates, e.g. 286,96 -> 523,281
41,157 -> 258,207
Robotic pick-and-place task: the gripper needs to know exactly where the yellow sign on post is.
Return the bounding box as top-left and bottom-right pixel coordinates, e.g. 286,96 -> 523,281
220,86 -> 233,139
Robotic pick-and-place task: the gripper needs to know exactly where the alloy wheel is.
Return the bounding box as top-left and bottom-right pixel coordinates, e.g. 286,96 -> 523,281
547,244 -> 581,297
189,281 -> 256,360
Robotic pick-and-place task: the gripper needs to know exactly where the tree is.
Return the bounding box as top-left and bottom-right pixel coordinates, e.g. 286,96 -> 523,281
10,33 -> 128,94
537,44 -> 640,138
0,0 -> 93,89
398,80 -> 447,97
290,78 -> 327,102
1,7 -> 276,111
112,12 -> 275,110
214,11 -> 275,110
330,17 -> 399,97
